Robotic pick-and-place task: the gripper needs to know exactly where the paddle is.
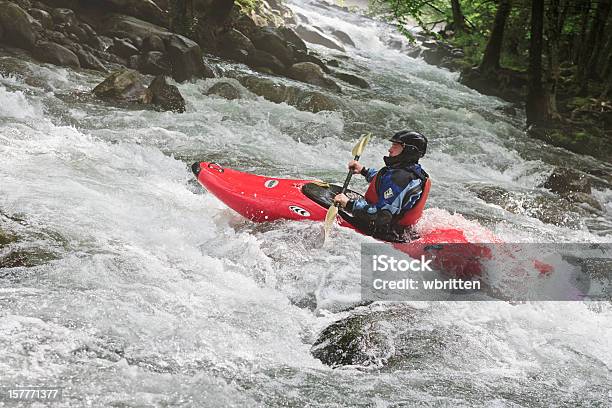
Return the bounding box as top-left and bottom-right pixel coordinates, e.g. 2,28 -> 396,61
324,133 -> 371,242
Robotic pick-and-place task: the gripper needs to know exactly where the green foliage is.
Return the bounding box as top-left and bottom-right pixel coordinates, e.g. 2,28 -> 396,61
235,0 -> 262,13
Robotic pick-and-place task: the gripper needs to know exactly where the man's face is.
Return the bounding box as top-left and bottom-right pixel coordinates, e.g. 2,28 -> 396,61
388,142 -> 404,157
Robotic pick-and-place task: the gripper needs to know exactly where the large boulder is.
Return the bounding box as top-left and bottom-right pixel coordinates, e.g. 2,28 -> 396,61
205,80 -> 241,100
137,51 -> 171,75
51,7 -> 77,26
0,2 -> 38,50
142,34 -> 165,52
98,0 -> 165,26
250,27 -> 294,67
276,26 -> 307,52
288,62 -> 341,92
295,91 -> 340,113
33,41 -> 80,68
109,37 -> 139,59
164,34 -> 209,82
294,50 -> 330,73
216,29 -> 254,63
294,25 -> 344,52
92,69 -> 152,104
29,8 -> 53,29
148,75 -> 185,112
73,46 -> 107,71
543,167 -> 592,196
330,29 -> 355,47
246,49 -> 286,75
102,14 -> 170,45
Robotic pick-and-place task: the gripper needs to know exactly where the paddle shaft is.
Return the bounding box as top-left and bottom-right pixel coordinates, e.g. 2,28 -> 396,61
340,154 -> 360,195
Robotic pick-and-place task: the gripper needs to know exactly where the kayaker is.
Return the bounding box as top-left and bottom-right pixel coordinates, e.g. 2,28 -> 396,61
333,130 -> 429,241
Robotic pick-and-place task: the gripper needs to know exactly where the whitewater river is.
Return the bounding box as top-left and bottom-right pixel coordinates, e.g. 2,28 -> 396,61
1,0 -> 611,406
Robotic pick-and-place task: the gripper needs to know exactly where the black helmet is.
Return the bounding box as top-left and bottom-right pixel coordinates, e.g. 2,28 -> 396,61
389,130 -> 428,158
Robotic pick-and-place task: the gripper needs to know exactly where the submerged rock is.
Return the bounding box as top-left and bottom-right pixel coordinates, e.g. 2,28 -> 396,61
333,71 -> 369,89
205,81 -> 241,100
92,69 -> 152,104
0,2 -> 38,50
288,62 -> 341,92
543,167 -> 592,196
148,75 -> 185,112
330,29 -> 355,47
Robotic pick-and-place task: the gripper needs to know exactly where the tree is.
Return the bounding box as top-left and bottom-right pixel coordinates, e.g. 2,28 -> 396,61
450,0 -> 466,32
526,0 -> 549,125
479,0 -> 512,73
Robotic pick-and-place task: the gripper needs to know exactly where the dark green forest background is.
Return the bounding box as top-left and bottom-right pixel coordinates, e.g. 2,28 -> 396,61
372,0 -> 612,159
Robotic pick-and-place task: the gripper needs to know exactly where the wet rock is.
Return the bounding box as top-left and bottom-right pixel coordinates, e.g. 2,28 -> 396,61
164,34 -> 209,82
148,75 -> 185,113
102,14 -> 170,45
543,167 -> 592,196
460,67 -> 526,103
92,69 -> 152,104
74,47 -> 107,71
142,34 -> 165,53
97,0 -> 165,26
330,29 -> 355,47
246,49 -> 286,75
233,14 -> 258,41
288,62 -> 341,92
205,81 -> 241,100
565,192 -> 603,211
51,7 -> 76,26
239,75 -> 342,113
216,29 -> 254,63
29,8 -> 53,29
326,59 -> 340,68
33,41 -> 80,68
137,51 -> 170,75
295,91 -> 340,113
295,25 -> 344,52
251,27 -> 294,67
276,26 -> 307,52
294,50 -> 330,73
109,37 -> 139,59
422,47 -> 451,66
333,72 -> 369,89
0,228 -> 16,247
0,2 -> 38,50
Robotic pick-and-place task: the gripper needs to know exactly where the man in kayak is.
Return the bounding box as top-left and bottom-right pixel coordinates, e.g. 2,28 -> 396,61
333,130 -> 429,241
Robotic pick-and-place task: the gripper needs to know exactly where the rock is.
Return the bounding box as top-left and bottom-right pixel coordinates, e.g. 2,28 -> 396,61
288,62 -> 341,92
110,37 -> 139,59
239,75 -> 341,113
251,27 -> 294,67
98,0 -> 165,26
276,26 -> 307,52
326,59 -> 340,68
11,0 -> 30,9
92,69 -> 152,104
75,47 -> 107,71
142,34 -> 165,52
233,14 -> 258,41
333,72 -> 369,89
565,192 -> 603,211
422,47 -> 450,66
51,7 -> 76,26
102,14 -> 170,45
406,47 -> 421,58
246,49 -> 286,75
137,51 -> 170,75
205,81 -> 241,100
66,24 -> 89,43
0,2 -> 38,50
295,91 -> 339,113
459,67 -> 525,103
216,28 -> 254,63
29,8 -> 53,29
295,25 -> 344,52
33,41 -> 80,68
330,29 -> 355,47
164,34 -> 209,82
294,50 -> 330,73
543,167 -> 592,196
148,75 -> 185,112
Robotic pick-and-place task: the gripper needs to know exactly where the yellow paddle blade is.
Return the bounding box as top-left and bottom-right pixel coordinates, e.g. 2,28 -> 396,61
323,204 -> 338,242
351,132 -> 371,157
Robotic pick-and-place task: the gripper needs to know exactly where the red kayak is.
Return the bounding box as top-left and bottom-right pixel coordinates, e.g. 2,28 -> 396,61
192,161 -> 497,279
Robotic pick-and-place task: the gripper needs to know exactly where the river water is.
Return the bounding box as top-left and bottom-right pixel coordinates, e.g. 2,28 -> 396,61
1,0 -> 611,406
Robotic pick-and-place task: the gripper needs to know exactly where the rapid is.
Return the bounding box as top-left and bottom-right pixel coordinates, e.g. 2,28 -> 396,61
1,0 -> 611,406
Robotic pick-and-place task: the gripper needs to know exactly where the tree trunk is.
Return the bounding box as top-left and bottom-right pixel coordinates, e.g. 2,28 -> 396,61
479,0 -> 512,72
578,0 -> 612,93
586,0 -> 612,79
545,0 -> 568,119
573,0 -> 591,64
450,0 -> 466,32
526,0 -> 549,125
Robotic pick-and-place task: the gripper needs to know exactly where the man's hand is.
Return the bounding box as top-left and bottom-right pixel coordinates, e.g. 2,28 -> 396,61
348,160 -> 364,174
333,193 -> 350,208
